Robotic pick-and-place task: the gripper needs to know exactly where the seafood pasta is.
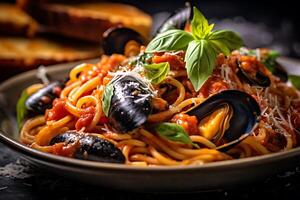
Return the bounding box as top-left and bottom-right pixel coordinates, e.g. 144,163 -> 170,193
17,6 -> 300,166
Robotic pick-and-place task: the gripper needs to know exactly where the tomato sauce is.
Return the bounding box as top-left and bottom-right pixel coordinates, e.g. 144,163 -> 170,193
46,99 -> 69,121
199,75 -> 229,98
79,54 -> 126,83
171,113 -> 199,135
153,51 -> 185,70
75,106 -> 95,130
52,141 -> 80,157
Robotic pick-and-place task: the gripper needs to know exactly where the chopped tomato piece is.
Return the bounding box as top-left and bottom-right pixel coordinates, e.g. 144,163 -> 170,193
75,106 -> 95,130
171,113 -> 199,135
46,99 -> 68,121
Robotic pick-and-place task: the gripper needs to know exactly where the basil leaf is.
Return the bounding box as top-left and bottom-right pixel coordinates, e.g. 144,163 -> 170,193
289,75 -> 300,90
102,84 -> 114,117
155,122 -> 193,145
145,6 -> 244,93
129,52 -> 153,67
191,6 -> 214,39
16,89 -> 29,129
267,50 -> 280,59
185,40 -> 217,91
262,50 -> 280,73
145,29 -> 194,53
207,30 -> 243,55
209,40 -> 230,56
144,62 -> 170,84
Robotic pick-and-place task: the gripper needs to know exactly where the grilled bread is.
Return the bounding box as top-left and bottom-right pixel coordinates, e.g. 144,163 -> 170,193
0,36 -> 101,69
18,1 -> 152,42
0,3 -> 38,37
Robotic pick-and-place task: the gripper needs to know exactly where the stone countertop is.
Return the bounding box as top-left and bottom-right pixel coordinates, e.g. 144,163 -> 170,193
1,143 -> 300,200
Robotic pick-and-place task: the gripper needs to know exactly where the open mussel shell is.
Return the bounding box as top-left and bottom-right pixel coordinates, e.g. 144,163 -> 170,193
237,61 -> 271,87
25,81 -> 65,115
270,61 -> 288,82
108,74 -> 153,133
187,90 -> 261,151
157,2 -> 192,34
102,26 -> 145,55
50,131 -> 125,163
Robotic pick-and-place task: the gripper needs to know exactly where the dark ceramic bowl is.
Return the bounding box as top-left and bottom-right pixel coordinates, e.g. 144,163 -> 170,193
0,58 -> 300,192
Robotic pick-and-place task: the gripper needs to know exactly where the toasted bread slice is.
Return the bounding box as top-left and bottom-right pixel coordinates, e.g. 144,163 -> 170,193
17,1 -> 152,42
0,36 -> 101,69
0,3 -> 38,37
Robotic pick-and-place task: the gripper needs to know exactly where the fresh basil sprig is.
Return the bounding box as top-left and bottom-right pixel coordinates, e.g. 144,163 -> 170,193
289,75 -> 300,90
144,62 -> 170,84
155,122 -> 198,147
16,89 -> 29,129
102,83 -> 114,117
146,7 -> 243,91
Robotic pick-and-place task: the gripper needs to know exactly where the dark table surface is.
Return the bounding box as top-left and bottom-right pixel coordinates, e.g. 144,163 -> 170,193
1,142 -> 300,200
1,0 -> 300,199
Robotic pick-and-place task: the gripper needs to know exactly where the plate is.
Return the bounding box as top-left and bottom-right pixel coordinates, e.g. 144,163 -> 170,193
0,57 -> 300,192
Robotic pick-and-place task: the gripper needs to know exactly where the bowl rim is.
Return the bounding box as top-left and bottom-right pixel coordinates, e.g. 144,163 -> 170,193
1,58 -> 300,172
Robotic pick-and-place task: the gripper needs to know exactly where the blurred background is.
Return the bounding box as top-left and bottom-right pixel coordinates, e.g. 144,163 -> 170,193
0,0 -> 299,81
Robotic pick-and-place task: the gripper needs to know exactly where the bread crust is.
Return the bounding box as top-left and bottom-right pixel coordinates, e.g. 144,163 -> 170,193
0,36 -> 101,69
17,1 -> 152,42
0,3 -> 38,37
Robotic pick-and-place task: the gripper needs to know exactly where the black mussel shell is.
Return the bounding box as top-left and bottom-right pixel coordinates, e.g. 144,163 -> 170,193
50,131 -> 125,163
108,74 -> 153,133
157,3 -> 192,34
25,81 -> 64,115
102,26 -> 145,55
269,61 -> 288,82
237,61 -> 271,87
187,90 -> 261,151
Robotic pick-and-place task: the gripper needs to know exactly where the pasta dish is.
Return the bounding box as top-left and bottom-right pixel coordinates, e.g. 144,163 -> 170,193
17,6 -> 300,166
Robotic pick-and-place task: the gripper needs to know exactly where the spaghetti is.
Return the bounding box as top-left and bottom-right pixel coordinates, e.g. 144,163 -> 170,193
18,47 -> 300,166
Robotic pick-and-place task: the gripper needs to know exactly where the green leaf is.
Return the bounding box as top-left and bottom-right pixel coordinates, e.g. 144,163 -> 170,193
144,62 -> 170,84
289,75 -> 300,90
145,29 -> 194,53
128,52 -> 153,67
102,83 -> 114,117
191,7 -> 214,39
185,40 -> 217,91
209,40 -> 230,56
16,89 -> 29,129
207,30 -> 243,55
262,50 -> 280,73
145,6 -> 244,93
155,122 -> 194,145
268,50 -> 280,59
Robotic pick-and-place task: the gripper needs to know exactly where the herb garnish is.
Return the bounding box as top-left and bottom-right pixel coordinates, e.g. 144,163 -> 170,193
289,75 -> 300,90
102,83 -> 114,117
144,62 -> 170,84
16,89 -> 29,129
155,122 -> 198,147
146,7 -> 243,91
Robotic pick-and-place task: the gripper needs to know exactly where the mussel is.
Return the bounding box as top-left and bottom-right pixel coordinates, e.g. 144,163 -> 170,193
50,131 -> 125,163
25,81 -> 64,115
156,2 -> 192,33
265,60 -> 288,82
237,61 -> 271,87
186,90 -> 261,151
102,26 -> 145,56
106,74 -> 153,133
